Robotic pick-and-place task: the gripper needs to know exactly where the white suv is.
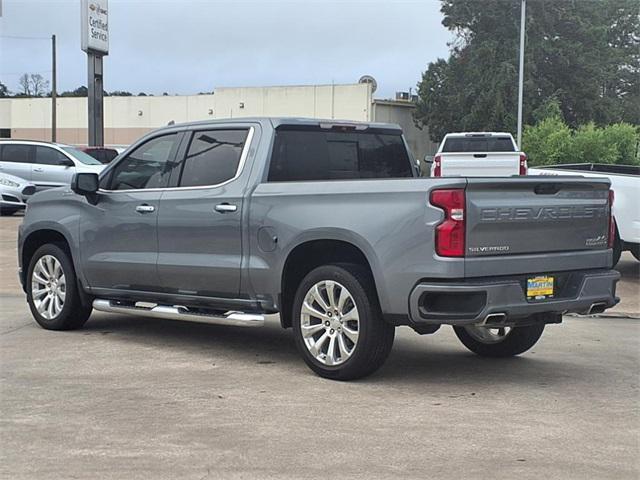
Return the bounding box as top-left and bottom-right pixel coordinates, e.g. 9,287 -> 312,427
0,140 -> 104,191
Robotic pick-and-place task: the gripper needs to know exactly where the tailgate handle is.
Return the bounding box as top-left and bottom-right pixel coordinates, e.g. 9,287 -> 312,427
473,154 -> 487,158
534,183 -> 561,195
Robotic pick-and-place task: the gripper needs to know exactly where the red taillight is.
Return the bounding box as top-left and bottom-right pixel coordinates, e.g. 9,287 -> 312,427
433,154 -> 442,177
519,153 -> 528,175
430,188 -> 465,257
608,189 -> 615,248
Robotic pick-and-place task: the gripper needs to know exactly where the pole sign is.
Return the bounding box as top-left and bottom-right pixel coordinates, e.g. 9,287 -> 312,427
81,0 -> 109,55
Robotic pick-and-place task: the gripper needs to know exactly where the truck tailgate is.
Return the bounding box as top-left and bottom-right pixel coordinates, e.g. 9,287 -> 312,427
466,177 -> 611,257
441,152 -> 520,177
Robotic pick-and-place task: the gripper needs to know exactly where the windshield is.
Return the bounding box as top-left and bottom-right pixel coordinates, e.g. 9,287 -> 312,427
61,147 -> 103,165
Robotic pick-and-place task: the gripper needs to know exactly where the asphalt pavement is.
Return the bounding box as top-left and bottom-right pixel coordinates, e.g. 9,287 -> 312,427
1,215 -> 638,480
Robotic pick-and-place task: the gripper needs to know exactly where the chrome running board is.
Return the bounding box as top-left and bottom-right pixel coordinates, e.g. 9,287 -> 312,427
92,299 -> 264,327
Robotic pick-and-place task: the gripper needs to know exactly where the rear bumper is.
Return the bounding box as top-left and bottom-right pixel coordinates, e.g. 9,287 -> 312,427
408,269 -> 620,326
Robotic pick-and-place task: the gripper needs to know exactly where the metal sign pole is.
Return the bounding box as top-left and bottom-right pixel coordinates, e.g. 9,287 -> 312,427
51,34 -> 57,142
81,0 -> 108,147
87,53 -> 104,147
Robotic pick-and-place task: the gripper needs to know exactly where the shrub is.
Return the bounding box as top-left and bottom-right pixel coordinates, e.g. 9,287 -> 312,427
571,123 -> 618,164
522,117 -> 573,166
523,119 -> 639,166
601,123 -> 639,165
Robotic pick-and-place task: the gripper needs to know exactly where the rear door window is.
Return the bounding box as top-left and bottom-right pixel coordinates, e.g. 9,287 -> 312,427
35,146 -> 72,166
1,144 -> 32,163
442,137 -> 515,153
268,127 -> 413,182
178,129 -> 248,187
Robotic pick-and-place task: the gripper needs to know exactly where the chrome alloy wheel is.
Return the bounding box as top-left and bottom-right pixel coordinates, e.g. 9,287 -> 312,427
31,255 -> 66,320
300,280 -> 360,366
463,325 -> 513,344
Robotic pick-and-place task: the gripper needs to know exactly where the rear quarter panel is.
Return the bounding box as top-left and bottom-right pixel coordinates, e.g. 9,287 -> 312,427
247,178 -> 466,315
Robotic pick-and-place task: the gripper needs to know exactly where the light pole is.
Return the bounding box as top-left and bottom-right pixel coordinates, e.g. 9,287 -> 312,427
516,0 -> 526,148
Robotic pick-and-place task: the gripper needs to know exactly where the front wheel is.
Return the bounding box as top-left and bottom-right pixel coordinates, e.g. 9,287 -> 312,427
453,323 -> 545,357
292,264 -> 395,380
26,244 -> 92,330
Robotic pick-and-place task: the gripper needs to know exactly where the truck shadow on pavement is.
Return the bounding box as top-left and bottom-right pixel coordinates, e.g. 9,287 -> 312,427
82,313 -> 590,385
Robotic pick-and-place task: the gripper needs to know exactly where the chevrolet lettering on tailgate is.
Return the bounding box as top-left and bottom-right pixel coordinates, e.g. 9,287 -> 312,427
481,205 -> 608,222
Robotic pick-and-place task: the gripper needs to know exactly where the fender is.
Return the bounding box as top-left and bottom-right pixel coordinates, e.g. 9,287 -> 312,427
277,227 -> 389,312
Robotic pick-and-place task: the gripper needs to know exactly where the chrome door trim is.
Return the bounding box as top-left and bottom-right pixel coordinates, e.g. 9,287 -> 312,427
98,126 -> 255,194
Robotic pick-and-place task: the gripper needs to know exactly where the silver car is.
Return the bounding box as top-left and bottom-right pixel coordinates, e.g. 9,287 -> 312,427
0,140 -> 104,192
0,172 -> 36,215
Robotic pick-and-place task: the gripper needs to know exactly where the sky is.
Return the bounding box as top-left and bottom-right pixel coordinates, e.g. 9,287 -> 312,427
0,0 -> 452,99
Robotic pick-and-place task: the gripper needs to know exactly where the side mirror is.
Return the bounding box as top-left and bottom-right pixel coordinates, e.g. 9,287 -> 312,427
423,155 -> 434,164
58,158 -> 75,167
71,172 -> 99,199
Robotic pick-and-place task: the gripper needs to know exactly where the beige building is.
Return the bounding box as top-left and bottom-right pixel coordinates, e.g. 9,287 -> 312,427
0,83 -> 437,159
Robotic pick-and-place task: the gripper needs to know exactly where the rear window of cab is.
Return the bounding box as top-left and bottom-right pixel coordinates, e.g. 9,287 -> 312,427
442,137 -> 516,153
268,127 -> 414,182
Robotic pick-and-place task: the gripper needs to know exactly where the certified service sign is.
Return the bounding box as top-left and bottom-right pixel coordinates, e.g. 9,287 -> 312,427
81,0 -> 109,55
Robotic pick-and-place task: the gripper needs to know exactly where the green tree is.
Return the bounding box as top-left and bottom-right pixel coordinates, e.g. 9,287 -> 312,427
415,0 -> 640,142
60,86 -> 88,97
0,81 -> 9,97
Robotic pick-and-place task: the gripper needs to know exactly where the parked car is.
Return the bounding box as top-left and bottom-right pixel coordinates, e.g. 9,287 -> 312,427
18,118 -> 619,380
0,140 -> 105,191
79,146 -> 126,164
530,163 -> 640,265
0,172 -> 35,215
427,132 -> 527,177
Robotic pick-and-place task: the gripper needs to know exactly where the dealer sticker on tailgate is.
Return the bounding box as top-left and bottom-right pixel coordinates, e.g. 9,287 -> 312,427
527,276 -> 554,300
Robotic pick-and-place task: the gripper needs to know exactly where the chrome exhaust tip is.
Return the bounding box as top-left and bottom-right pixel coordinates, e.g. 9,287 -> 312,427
587,302 -> 607,315
482,312 -> 507,326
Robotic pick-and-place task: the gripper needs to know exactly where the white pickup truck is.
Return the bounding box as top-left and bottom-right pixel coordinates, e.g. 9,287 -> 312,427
428,132 -> 527,177
530,163 -> 640,265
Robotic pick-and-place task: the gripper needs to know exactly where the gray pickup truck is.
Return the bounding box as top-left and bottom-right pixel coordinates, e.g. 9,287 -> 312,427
18,118 -> 620,380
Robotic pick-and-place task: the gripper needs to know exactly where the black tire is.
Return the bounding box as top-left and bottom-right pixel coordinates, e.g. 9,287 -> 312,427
26,243 -> 92,330
612,228 -> 622,267
292,264 -> 395,380
453,323 -> 545,358
0,207 -> 19,216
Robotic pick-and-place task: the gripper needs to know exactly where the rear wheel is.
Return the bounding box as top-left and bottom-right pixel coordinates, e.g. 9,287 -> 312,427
453,323 -> 545,357
292,264 -> 395,380
26,244 -> 92,330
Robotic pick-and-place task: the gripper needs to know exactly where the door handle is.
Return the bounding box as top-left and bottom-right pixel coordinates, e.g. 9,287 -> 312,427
33,167 -> 44,172
135,204 -> 156,214
214,203 -> 237,213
